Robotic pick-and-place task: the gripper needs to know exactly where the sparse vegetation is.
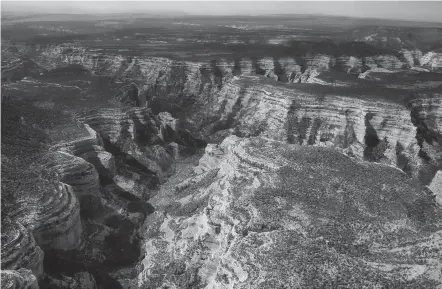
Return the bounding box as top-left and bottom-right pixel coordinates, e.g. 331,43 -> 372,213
2,11 -> 442,289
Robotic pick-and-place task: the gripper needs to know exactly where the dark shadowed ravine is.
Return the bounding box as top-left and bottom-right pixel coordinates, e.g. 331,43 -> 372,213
1,11 -> 442,289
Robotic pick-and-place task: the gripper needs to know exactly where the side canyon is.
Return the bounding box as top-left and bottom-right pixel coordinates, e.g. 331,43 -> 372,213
2,14 -> 442,289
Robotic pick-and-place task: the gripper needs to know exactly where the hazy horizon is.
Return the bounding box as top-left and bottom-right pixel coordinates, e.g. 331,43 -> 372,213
2,1 -> 442,24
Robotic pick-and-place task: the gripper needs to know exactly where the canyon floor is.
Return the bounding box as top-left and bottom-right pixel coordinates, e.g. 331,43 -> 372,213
1,12 -> 442,289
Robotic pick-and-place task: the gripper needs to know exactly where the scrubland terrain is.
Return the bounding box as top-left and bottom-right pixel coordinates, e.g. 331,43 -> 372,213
1,13 -> 442,289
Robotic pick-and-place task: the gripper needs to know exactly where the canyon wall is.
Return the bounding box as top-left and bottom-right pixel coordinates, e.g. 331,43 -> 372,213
0,95 -> 209,288
2,40 -> 442,288
137,136 -> 442,288
4,42 -> 440,187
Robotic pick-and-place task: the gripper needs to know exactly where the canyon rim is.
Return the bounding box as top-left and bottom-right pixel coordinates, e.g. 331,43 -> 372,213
1,2 -> 442,289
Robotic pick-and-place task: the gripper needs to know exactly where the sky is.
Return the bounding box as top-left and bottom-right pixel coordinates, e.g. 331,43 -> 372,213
2,1 -> 442,23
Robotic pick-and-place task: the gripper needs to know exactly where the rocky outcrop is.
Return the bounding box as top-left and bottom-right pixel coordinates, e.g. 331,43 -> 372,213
1,220 -> 44,278
31,182 -> 82,250
40,151 -> 100,198
78,146 -> 116,178
429,170 -> 442,206
2,34 -> 441,289
138,136 -> 442,288
10,180 -> 82,250
12,44 -> 438,185
79,107 -> 206,184
178,76 -> 441,184
7,42 -> 441,87
420,51 -> 442,70
79,108 -> 174,190
50,124 -> 102,155
1,269 -> 39,289
49,123 -> 117,179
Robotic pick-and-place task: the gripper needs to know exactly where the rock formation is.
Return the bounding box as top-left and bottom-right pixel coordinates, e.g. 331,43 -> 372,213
10,43 -> 438,186
429,170 -> 442,205
1,220 -> 44,279
2,16 -> 442,289
5,41 -> 441,89
0,269 -> 39,289
138,136 -> 442,288
10,180 -> 82,250
40,152 -> 100,198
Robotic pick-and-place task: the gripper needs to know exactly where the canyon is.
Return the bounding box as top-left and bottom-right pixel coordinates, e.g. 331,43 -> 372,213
1,13 -> 442,289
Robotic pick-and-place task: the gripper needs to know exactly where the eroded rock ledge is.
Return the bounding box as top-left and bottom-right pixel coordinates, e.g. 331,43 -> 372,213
138,136 -> 442,288
1,220 -> 44,279
10,181 -> 82,251
2,38 -> 441,288
3,42 -> 441,187
1,102 -> 207,288
1,269 -> 39,289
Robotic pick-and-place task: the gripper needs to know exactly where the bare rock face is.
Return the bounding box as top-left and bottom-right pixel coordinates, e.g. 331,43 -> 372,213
0,269 -> 39,289
182,76 -> 441,184
80,107 -> 205,185
429,170 -> 442,206
420,52 -> 442,70
50,124 -> 102,156
9,43 -> 421,86
19,46 -> 436,184
78,145 -> 116,178
115,82 -> 147,107
401,49 -> 423,67
51,123 -> 117,179
10,180 -> 82,251
1,220 -> 44,279
80,108 -> 162,148
138,136 -> 442,288
40,151 -> 100,198
31,183 -> 82,250
80,108 -> 174,189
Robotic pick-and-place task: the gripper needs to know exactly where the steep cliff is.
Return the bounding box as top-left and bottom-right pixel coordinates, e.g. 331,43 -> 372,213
176,76 -> 441,185
40,152 -> 101,198
6,41 -> 441,186
8,42 -> 442,88
2,29 -> 442,288
10,180 -> 82,250
0,61 -> 209,289
1,220 -> 44,279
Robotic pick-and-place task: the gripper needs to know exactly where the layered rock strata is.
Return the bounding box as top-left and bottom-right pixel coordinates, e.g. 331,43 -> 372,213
0,269 -> 39,289
79,107 -> 206,184
13,43 -> 442,79
3,43 -> 441,187
1,220 -> 44,278
137,136 -> 442,288
78,146 -> 116,178
9,180 -> 82,251
40,151 -> 100,198
50,123 -> 117,179
181,76 -> 441,184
